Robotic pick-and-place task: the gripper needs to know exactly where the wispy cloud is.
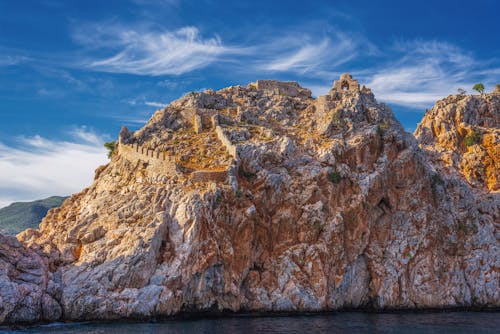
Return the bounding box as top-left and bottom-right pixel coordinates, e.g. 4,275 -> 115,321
260,32 -> 362,74
0,55 -> 29,67
144,101 -> 165,108
0,127 -> 109,208
73,25 -> 237,75
128,99 -> 165,108
364,40 -> 492,108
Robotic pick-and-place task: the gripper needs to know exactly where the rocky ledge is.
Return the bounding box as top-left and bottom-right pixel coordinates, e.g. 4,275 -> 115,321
1,74 -> 499,324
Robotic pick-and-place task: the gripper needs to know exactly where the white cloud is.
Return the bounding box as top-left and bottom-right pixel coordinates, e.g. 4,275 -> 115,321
0,55 -> 28,67
67,21 -> 498,110
263,39 -> 332,72
0,128 -> 109,209
364,40 -> 486,108
128,99 -> 165,108
74,25 -> 236,75
259,32 -> 363,74
144,101 -> 165,108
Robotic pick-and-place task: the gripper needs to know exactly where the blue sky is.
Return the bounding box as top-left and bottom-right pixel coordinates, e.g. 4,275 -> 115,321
0,0 -> 499,207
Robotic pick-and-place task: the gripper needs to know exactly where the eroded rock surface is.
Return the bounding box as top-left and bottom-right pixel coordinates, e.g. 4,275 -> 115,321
0,234 -> 61,323
415,93 -> 500,191
1,74 -> 499,323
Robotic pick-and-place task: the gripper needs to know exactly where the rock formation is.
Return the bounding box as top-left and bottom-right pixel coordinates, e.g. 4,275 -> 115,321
415,93 -> 499,191
1,74 -> 499,324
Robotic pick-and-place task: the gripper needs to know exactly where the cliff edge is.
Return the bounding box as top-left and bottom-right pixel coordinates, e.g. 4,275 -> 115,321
1,74 -> 499,324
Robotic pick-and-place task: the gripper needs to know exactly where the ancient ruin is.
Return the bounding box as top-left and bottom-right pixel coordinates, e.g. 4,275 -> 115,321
2,74 -> 499,324
332,73 -> 360,92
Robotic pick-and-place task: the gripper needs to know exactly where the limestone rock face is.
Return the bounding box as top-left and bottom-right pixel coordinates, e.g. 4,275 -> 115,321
1,75 -> 499,324
0,234 -> 61,323
415,93 -> 500,191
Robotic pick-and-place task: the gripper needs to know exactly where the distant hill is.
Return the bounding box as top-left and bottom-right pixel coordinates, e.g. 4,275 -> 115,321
0,196 -> 67,235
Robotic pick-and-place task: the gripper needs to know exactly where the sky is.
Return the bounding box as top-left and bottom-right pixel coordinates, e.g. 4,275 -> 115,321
0,0 -> 499,208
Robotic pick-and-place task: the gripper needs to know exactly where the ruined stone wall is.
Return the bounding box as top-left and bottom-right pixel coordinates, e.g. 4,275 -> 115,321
254,80 -> 311,97
215,125 -> 238,158
333,73 -> 359,92
193,114 -> 202,134
119,143 -> 178,176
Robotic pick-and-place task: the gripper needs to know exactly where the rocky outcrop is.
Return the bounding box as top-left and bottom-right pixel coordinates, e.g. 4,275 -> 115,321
0,234 -> 61,323
1,75 -> 499,324
415,93 -> 500,191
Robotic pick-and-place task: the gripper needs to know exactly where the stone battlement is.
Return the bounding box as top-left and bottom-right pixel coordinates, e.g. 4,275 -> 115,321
117,121 -> 240,185
119,143 -> 178,177
252,80 -> 312,98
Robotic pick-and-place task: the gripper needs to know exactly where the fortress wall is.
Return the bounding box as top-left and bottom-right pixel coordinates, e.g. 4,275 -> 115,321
215,126 -> 238,158
255,80 -> 311,97
316,95 -> 331,113
193,114 -> 202,133
119,143 -> 178,176
333,73 -> 359,92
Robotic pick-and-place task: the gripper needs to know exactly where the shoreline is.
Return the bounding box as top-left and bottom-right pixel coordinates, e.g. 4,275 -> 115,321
4,306 -> 500,330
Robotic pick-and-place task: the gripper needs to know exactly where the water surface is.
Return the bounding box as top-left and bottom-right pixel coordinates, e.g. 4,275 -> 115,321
2,312 -> 499,334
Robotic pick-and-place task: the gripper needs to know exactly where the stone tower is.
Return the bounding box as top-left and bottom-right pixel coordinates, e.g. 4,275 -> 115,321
333,73 -> 360,92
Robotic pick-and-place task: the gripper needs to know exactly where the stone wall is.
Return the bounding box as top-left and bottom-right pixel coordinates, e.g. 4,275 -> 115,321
333,73 -> 359,92
215,125 -> 238,158
253,80 -> 311,98
119,125 -> 240,184
119,143 -> 178,176
193,114 -> 202,134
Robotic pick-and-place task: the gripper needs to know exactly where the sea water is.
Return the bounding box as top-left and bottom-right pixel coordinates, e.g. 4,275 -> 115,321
2,312 -> 500,334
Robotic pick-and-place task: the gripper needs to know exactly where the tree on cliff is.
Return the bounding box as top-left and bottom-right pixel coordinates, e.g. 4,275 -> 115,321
104,141 -> 116,159
472,83 -> 485,95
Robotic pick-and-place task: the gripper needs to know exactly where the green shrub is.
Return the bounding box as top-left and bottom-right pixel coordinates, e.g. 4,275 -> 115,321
328,171 -> 341,183
472,83 -> 484,95
104,141 -> 116,159
464,129 -> 481,147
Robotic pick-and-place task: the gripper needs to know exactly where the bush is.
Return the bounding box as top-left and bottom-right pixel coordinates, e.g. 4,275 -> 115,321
104,141 -> 116,159
464,129 -> 481,147
328,171 -> 341,183
472,83 -> 484,94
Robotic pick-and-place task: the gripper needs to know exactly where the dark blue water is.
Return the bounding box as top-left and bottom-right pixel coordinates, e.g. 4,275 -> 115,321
2,312 -> 500,334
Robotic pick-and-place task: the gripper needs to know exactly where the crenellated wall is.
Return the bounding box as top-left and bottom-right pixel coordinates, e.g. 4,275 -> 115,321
118,143 -> 179,176
118,125 -> 240,184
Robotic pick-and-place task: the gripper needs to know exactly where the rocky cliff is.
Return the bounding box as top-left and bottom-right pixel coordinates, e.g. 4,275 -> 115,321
1,74 -> 499,324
